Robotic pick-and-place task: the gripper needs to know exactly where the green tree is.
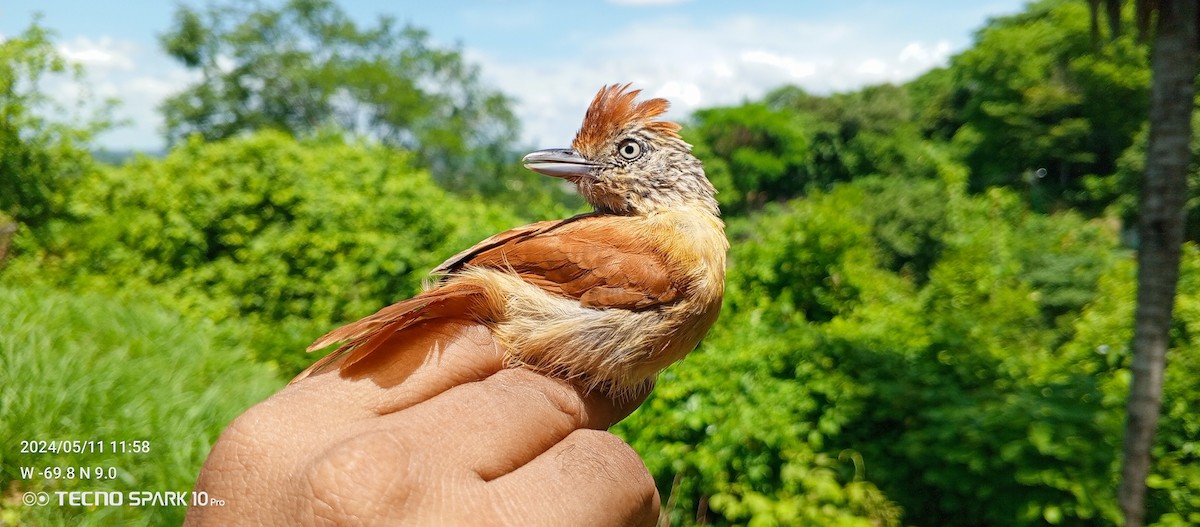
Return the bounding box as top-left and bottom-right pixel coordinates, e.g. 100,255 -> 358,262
944,0 -> 1150,209
688,84 -> 946,216
1090,1 -> 1200,525
685,102 -> 813,214
8,131 -> 517,372
837,187 -> 1124,526
769,83 -> 938,183
159,0 -> 519,193
0,21 -> 109,232
854,176 -> 950,285
906,65 -> 964,142
1091,117 -> 1200,241
1061,243 -> 1200,527
618,177 -> 1146,526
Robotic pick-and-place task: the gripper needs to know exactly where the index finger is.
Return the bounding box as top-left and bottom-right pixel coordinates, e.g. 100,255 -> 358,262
293,318 -> 651,424
490,429 -> 660,527
370,367 -> 650,481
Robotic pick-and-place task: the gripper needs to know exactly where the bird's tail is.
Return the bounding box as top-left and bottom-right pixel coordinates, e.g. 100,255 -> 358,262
289,281 -> 489,384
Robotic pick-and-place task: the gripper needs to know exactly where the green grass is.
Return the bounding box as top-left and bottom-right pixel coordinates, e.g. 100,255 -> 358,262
0,285 -> 283,526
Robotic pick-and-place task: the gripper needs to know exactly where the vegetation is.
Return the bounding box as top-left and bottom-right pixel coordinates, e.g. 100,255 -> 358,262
159,0 -> 513,178
0,23 -> 110,232
2,0 -> 1197,525
617,176 -> 1200,526
0,285 -> 281,526
6,130 -> 518,373
157,0 -> 575,208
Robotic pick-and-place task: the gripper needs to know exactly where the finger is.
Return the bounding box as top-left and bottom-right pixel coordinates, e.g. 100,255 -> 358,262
374,368 -> 606,480
489,429 -> 660,527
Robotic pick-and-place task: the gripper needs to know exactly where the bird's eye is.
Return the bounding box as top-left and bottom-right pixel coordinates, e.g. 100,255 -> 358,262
617,139 -> 642,160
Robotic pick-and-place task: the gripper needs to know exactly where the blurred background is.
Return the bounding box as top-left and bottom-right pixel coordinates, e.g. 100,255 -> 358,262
1,0 -> 1197,525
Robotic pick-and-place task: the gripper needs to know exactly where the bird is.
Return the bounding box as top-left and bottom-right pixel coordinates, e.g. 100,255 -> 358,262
291,83 -> 727,397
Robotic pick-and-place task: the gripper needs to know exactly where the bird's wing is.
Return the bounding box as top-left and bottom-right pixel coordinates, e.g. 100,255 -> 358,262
434,213 -> 682,310
431,214 -> 595,275
292,281 -> 486,384
294,213 -> 682,384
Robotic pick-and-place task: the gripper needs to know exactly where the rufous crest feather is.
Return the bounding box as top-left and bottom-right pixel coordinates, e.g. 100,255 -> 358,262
294,82 -> 726,397
572,83 -> 682,157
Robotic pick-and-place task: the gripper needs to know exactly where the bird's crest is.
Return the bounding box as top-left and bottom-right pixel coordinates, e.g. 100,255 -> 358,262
573,84 -> 682,156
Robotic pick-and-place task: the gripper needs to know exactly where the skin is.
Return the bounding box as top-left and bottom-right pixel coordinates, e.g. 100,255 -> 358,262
188,86 -> 709,526
185,321 -> 659,526
298,85 -> 724,399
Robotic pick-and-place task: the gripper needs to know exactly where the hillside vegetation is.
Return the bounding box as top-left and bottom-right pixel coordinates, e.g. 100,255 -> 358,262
1,1 -> 1197,525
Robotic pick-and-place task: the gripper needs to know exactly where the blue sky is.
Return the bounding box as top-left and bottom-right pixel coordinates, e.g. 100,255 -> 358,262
0,0 -> 1030,151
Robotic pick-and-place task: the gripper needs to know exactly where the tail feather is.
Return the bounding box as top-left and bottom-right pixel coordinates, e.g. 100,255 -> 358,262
290,281 -> 488,384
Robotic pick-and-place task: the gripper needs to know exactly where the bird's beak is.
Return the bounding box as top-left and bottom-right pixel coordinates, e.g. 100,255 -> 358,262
522,148 -> 597,180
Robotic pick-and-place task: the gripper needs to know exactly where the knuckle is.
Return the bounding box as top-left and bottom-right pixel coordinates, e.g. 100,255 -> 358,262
558,430 -> 660,524
214,400 -> 285,462
573,430 -> 658,502
491,368 -> 585,425
223,401 -> 275,439
298,431 -> 419,524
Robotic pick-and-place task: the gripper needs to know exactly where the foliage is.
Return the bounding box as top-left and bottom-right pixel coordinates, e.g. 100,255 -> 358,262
1086,115 -> 1200,242
940,0 -> 1150,210
827,186 -> 1126,526
6,131 -> 518,373
618,177 -> 1200,527
0,284 -> 282,526
0,21 -> 109,232
685,102 -> 813,214
854,176 -> 951,284
769,83 -> 941,183
616,185 -> 914,526
618,313 -> 904,527
159,0 -> 520,194
688,84 -> 945,216
5,0 -> 1200,525
1060,244 -> 1200,527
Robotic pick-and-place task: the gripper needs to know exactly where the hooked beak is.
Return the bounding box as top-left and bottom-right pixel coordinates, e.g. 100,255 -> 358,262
522,148 -> 597,180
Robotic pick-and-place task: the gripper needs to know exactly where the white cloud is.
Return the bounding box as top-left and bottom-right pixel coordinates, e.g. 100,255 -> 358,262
655,81 -> 702,107
856,58 -> 887,76
58,36 -> 136,72
42,35 -> 198,151
898,40 -> 952,67
471,15 -> 959,147
741,50 -> 816,79
711,59 -> 734,79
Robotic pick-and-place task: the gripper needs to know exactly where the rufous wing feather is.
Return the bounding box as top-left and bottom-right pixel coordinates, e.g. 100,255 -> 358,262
431,214 -> 597,276
295,214 -> 689,384
436,214 -> 682,310
290,281 -> 486,384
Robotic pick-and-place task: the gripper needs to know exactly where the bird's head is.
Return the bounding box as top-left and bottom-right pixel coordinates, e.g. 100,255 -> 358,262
522,84 -> 718,216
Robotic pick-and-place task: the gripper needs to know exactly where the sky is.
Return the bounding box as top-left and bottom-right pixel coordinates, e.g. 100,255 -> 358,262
0,0 -> 1030,151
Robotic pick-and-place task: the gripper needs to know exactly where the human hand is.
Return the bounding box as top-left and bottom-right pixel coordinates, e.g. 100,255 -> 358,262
185,321 -> 659,526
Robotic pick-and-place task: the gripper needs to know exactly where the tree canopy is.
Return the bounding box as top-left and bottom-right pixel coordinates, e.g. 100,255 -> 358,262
2,1 -> 1198,525
159,0 -> 520,192
0,22 -> 109,231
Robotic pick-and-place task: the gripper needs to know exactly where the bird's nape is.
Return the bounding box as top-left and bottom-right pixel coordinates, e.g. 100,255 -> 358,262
297,83 -> 727,397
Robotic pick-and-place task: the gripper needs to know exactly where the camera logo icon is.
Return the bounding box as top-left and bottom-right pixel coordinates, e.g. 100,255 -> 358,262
21,492 -> 50,506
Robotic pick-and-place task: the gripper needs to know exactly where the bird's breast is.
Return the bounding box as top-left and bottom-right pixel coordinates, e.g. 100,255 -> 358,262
474,207 -> 727,394
645,207 -> 728,304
